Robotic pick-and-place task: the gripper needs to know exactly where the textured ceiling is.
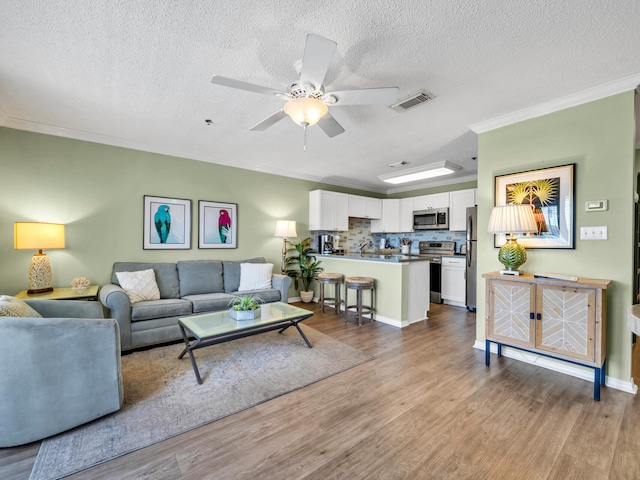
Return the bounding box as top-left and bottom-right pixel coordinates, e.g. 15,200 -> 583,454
2,1 -> 640,193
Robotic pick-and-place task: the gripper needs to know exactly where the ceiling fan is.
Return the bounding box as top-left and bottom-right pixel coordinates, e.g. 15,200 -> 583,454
210,34 -> 399,141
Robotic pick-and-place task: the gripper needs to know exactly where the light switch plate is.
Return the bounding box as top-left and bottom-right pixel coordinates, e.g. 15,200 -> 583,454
580,226 -> 608,240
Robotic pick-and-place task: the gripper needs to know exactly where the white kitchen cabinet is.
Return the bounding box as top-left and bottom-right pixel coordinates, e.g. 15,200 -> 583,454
441,256 -> 466,307
309,190 -> 349,231
449,189 -> 476,231
348,195 -> 382,219
400,197 -> 414,232
413,192 -> 450,211
371,199 -> 400,233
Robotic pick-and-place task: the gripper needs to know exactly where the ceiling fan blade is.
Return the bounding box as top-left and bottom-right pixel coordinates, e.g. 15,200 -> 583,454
323,87 -> 399,106
211,75 -> 285,96
299,34 -> 337,90
317,113 -> 345,138
250,110 -> 288,131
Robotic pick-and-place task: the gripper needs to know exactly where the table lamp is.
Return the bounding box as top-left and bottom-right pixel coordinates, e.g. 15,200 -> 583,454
14,222 -> 65,293
487,204 -> 538,275
274,220 -> 297,274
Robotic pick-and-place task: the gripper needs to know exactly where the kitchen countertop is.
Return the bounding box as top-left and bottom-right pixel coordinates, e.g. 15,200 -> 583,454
317,252 -> 429,263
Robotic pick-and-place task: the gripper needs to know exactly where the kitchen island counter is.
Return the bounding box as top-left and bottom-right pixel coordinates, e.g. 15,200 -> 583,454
318,255 -> 430,328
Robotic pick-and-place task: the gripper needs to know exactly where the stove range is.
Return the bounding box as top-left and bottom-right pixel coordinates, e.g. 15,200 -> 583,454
418,241 -> 456,263
418,241 -> 456,303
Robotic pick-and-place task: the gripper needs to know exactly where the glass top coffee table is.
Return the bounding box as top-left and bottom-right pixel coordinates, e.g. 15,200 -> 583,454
178,302 -> 314,384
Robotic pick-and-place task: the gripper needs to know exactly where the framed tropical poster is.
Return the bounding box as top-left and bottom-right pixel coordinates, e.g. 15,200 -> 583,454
143,195 -> 192,249
494,164 -> 575,249
199,200 -> 237,248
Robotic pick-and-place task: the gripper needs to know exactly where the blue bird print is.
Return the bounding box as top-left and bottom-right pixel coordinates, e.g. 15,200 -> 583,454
154,205 -> 171,243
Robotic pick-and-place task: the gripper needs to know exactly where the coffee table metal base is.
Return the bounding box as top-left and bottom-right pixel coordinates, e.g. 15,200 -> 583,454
178,311 -> 313,384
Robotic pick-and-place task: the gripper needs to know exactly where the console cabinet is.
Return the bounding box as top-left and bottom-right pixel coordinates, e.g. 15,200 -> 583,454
483,272 -> 611,400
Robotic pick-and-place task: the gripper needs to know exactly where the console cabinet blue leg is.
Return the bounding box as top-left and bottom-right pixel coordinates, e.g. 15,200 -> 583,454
485,339 -> 491,366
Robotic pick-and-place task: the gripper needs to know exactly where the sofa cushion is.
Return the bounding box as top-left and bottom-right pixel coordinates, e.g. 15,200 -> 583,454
177,260 -> 224,296
238,263 -> 273,291
0,296 -> 42,318
230,288 -> 281,304
222,257 -> 265,293
181,293 -> 236,313
112,262 -> 180,299
115,269 -> 161,304
130,298 -> 192,322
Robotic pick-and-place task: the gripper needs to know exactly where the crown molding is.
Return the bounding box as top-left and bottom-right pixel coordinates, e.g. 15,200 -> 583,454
469,72 -> 640,134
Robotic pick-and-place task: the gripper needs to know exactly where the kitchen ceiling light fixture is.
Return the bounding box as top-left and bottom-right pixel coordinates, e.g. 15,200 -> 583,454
14,222 -> 65,293
487,204 -> 538,275
378,160 -> 461,184
274,220 -> 297,274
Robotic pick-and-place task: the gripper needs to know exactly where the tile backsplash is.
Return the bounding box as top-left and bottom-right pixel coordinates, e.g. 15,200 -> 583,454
311,218 -> 466,254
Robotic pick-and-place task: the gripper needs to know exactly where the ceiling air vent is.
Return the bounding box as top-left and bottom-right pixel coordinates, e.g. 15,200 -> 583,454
389,89 -> 435,113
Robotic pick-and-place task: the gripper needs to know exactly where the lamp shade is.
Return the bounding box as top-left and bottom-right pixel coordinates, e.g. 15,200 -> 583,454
14,222 -> 65,250
274,220 -> 297,238
487,204 -> 538,234
283,98 -> 328,127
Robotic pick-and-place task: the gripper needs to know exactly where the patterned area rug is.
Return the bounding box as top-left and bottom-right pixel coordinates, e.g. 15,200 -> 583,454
30,324 -> 373,480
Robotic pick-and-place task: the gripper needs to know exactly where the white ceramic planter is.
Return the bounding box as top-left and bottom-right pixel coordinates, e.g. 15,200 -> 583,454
229,308 -> 261,320
300,291 -> 314,303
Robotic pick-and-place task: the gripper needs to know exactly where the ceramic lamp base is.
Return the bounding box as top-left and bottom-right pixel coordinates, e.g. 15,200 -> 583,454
28,253 -> 53,293
497,237 -> 528,273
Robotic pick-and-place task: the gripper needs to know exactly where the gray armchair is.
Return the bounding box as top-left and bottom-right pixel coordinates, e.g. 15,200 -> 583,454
0,300 -> 123,447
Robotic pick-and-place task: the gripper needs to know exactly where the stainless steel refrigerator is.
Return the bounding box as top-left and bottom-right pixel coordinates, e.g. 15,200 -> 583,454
465,206 -> 477,311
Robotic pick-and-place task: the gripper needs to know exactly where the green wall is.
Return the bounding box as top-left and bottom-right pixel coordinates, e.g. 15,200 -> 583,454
476,91 -> 636,384
0,127 -> 374,296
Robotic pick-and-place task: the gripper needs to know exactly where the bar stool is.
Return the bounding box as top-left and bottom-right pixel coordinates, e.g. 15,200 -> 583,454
317,273 -> 343,314
344,276 -> 375,326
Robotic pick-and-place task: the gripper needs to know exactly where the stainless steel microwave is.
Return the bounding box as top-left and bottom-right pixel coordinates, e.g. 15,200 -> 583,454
413,208 -> 449,230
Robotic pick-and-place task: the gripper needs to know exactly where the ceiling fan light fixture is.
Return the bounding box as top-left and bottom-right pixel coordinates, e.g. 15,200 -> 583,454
283,97 -> 328,127
378,160 -> 461,184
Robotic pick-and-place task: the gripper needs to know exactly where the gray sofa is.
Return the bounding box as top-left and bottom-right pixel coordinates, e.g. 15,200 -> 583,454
99,257 -> 292,352
0,300 -> 123,447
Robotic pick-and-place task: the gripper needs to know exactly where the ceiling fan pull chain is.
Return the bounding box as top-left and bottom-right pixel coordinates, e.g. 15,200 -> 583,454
303,123 -> 308,152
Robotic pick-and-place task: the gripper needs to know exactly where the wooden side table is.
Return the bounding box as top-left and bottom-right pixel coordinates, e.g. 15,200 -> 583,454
14,285 -> 99,301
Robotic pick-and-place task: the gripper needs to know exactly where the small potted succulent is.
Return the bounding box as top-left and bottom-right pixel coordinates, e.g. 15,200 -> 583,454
229,295 -> 263,320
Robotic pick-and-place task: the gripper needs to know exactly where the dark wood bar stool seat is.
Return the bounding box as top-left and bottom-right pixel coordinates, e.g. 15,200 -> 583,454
344,276 -> 375,326
318,272 -> 343,314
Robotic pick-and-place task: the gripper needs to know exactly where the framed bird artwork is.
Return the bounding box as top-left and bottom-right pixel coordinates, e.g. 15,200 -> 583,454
198,200 -> 238,249
143,195 -> 192,249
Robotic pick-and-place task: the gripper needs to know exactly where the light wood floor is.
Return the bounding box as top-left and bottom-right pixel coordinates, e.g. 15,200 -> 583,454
3,303 -> 640,479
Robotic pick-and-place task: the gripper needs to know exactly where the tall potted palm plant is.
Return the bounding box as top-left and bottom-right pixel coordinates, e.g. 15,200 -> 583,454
285,237 -> 324,303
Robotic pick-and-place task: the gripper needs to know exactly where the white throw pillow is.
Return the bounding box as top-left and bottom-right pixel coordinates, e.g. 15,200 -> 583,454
0,295 -> 43,317
115,269 -> 161,304
238,263 -> 273,291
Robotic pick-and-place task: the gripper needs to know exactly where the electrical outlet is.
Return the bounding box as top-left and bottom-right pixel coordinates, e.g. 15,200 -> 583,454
580,226 -> 608,240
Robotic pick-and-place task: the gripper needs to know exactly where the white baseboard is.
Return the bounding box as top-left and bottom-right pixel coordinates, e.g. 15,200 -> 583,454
473,340 -> 637,395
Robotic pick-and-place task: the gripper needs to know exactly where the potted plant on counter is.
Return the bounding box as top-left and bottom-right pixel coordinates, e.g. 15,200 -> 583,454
285,237 -> 324,303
